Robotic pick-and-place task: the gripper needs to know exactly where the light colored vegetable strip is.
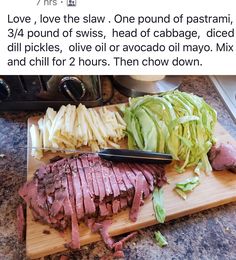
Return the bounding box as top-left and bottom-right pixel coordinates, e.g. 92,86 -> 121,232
152,188 -> 166,223
154,231 -> 168,247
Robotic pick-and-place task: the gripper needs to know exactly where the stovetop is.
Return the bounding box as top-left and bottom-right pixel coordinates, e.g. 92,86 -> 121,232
0,76 -> 103,111
210,76 -> 236,122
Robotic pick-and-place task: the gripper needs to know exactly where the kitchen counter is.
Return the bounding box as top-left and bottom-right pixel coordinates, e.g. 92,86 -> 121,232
0,76 -> 236,260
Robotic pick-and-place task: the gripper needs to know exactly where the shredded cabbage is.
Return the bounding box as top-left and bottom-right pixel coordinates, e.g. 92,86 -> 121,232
124,90 -> 217,174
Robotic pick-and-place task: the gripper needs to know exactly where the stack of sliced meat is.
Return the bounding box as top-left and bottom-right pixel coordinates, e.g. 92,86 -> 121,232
19,154 -> 166,252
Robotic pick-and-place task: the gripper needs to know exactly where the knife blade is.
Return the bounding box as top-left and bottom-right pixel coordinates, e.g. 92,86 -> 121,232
28,147 -> 173,164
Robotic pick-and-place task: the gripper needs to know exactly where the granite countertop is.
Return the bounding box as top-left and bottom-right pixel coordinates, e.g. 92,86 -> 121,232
0,76 -> 236,260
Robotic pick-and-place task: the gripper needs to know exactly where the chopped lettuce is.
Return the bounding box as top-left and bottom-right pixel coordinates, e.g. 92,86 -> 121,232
154,231 -> 168,247
152,188 -> 166,223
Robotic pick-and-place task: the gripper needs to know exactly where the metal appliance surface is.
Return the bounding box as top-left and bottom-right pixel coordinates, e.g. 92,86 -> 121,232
0,75 -> 103,111
210,76 -> 236,122
113,75 -> 182,97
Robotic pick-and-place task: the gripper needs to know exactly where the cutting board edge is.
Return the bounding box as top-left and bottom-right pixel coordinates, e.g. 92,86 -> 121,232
26,195 -> 236,259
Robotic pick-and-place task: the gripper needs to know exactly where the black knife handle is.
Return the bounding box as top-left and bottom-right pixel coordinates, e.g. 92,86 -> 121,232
98,149 -> 172,164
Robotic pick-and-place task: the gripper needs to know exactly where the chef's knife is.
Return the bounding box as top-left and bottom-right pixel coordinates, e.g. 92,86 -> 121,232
98,149 -> 172,164
28,147 -> 173,164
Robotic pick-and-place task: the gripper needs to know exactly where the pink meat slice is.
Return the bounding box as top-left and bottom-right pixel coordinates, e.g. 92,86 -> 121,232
80,155 -> 95,196
107,165 -> 120,198
128,164 -> 150,199
76,159 -> 96,215
129,172 -> 144,222
70,159 -> 84,220
123,163 -> 137,187
99,202 -> 110,217
120,197 -> 128,210
60,171 -> 73,217
66,164 -> 80,249
113,231 -> 138,251
87,154 -> 100,197
50,189 -> 65,217
92,220 -> 114,249
111,163 -> 127,195
17,204 -> 25,242
94,160 -> 106,201
134,163 -> 154,191
117,163 -> 133,191
112,199 -> 120,214
101,162 -> 113,197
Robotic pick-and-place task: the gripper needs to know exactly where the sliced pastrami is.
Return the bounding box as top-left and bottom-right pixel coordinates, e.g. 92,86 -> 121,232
120,197 -> 128,210
50,189 -> 65,217
35,166 -> 47,180
91,220 -> 114,249
113,231 -> 138,252
80,154 -> 94,196
128,164 -> 150,199
36,188 -> 48,211
106,163 -> 120,198
106,203 -> 112,215
112,199 -> 120,214
129,172 -> 143,222
122,163 -> 136,187
100,161 -> 113,197
60,167 -> 73,217
99,202 -> 109,217
117,163 -> 133,192
146,164 -> 167,188
134,164 -> 154,191
70,159 -> 84,220
87,154 -> 100,197
66,164 -> 80,249
111,163 -> 127,195
17,204 -> 25,242
76,159 -> 96,215
93,160 -> 106,201
19,154 -> 166,251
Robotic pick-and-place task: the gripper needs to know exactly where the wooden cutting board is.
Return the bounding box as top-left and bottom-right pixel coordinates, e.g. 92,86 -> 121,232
26,107 -> 236,259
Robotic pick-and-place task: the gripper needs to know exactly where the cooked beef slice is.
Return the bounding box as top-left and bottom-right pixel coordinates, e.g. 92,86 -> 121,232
134,163 -> 154,191
99,202 -> 110,217
80,155 -> 95,195
101,161 -> 113,197
117,163 -> 134,192
91,220 -> 114,249
129,172 -> 144,222
107,164 -> 120,198
19,154 -> 166,251
87,154 -> 100,197
94,160 -> 106,201
112,199 -> 121,214
113,231 -> 138,251
17,204 -> 25,242
128,163 -> 150,199
70,159 -> 84,220
209,143 -> 236,173
120,197 -> 128,209
111,163 -> 128,195
76,159 -> 96,215
66,164 -> 80,249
